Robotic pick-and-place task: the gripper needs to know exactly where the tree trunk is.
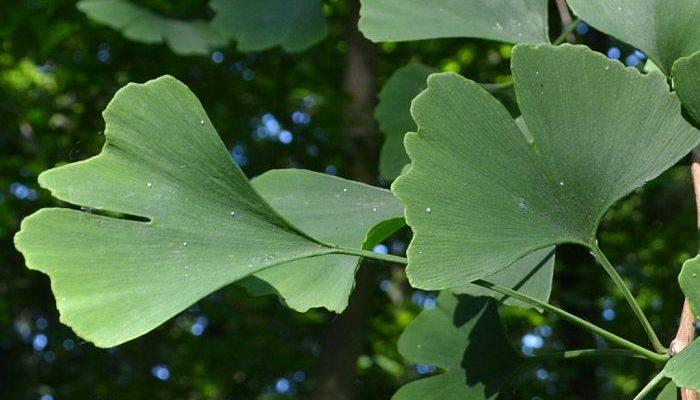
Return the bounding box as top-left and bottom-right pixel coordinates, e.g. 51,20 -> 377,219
310,1 -> 379,399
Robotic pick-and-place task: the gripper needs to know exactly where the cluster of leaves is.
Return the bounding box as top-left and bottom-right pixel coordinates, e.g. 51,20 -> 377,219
11,0 -> 700,399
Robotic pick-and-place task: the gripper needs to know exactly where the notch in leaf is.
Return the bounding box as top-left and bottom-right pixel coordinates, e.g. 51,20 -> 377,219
392,44 -> 700,290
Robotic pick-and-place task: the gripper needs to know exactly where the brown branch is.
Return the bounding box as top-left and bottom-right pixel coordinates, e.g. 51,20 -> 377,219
674,158 -> 700,400
555,0 -> 576,43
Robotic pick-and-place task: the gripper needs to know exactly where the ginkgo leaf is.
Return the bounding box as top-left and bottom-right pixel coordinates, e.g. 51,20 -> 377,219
377,63 -> 435,180
663,339 -> 700,391
239,169 -> 404,312
654,381 -> 679,400
359,0 -> 549,44
13,76 -> 353,348
393,293 -> 522,400
454,247 -> 555,310
673,51 -> 700,125
77,0 -> 225,56
678,255 -> 700,316
209,0 -> 328,52
392,44 -> 700,290
567,0 -> 700,73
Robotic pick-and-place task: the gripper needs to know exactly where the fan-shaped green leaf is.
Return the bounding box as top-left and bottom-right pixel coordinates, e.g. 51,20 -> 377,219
678,255 -> 700,316
209,0 -> 328,52
239,169 -> 404,312
393,293 -> 521,400
359,0 -> 549,44
663,339 -> 700,391
454,247 -> 555,310
377,63 -> 435,180
653,381 -> 679,400
13,76 -> 349,348
567,0 -> 700,73
673,51 -> 700,125
77,0 -> 225,56
392,44 -> 700,290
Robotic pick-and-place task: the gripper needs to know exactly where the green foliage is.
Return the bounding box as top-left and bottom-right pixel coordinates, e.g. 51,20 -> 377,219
13,76 -> 349,347
454,247 -> 555,310
239,169 -> 404,312
393,293 -> 521,400
8,0 -> 700,398
567,0 -> 700,73
77,0 -> 225,55
210,0 -> 328,52
678,255 -> 700,316
673,51 -> 700,125
392,44 -> 700,290
663,339 -> 700,390
376,63 -> 435,180
359,0 -> 550,44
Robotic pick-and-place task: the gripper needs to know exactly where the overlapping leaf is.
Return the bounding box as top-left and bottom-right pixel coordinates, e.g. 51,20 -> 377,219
393,44 -> 700,290
393,293 -> 522,400
13,76 -> 378,347
454,247 -> 555,310
210,0 -> 328,52
663,339 -> 700,391
77,0 -> 225,56
567,0 -> 700,73
377,63 -> 435,180
239,169 -> 404,312
673,51 -> 700,125
359,0 -> 549,44
678,255 -> 700,316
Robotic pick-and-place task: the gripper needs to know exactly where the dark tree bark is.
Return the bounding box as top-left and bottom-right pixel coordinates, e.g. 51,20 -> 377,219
310,1 -> 379,400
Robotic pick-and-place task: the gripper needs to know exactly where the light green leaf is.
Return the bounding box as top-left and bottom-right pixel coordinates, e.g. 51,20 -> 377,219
567,0 -> 700,73
393,293 -> 521,400
377,63 -> 436,180
77,0 -> 225,56
678,255 -> 700,316
13,76 -> 346,347
663,339 -> 700,391
454,247 -> 555,310
673,51 -> 700,125
209,0 -> 328,52
392,44 -> 700,290
239,169 -> 404,312
359,0 -> 549,44
652,381 -> 679,400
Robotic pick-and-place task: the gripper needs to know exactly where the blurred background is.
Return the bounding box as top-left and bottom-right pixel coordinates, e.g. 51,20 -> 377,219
0,1 -> 695,399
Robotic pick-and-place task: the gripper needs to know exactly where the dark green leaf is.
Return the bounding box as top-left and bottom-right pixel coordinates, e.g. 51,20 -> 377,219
673,51 -> 700,125
77,0 -> 224,55
210,0 -> 328,52
394,293 -> 521,400
454,247 -> 555,310
678,255 -> 700,316
377,63 -> 436,180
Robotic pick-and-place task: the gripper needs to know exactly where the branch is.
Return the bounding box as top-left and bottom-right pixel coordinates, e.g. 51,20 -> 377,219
554,0 -> 576,44
673,155 -> 700,400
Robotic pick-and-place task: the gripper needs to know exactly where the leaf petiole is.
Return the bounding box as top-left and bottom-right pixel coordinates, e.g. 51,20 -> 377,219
347,249 -> 668,363
590,245 -> 666,354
